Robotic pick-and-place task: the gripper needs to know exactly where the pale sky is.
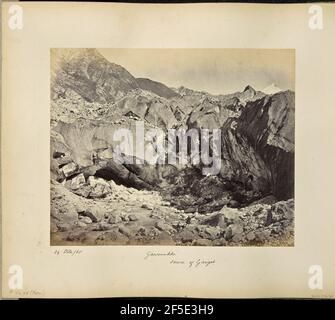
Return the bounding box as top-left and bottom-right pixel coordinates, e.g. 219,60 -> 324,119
98,48 -> 295,95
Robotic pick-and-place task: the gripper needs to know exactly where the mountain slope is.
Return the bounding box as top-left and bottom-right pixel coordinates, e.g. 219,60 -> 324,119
51,48 -> 139,104
136,78 -> 180,99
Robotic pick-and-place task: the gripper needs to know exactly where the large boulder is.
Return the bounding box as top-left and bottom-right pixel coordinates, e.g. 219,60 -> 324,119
70,173 -> 86,190
62,162 -> 78,177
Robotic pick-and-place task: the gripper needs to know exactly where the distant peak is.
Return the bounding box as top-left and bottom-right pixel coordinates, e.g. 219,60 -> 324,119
262,83 -> 282,95
243,85 -> 256,93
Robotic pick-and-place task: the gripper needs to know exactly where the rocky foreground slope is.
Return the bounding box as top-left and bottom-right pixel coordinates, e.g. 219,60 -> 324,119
50,49 -> 294,246
51,178 -> 293,246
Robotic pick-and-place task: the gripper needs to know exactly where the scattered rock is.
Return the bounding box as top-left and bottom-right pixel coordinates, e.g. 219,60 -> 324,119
212,238 -> 227,246
155,221 -> 173,233
192,239 -> 212,246
255,229 -> 271,242
225,223 -> 243,240
201,213 -> 225,227
83,207 -> 104,222
121,215 -> 129,222
265,210 -> 273,226
70,173 -> 86,190
56,155 -> 73,166
75,221 -> 87,228
56,223 -> 71,232
157,231 -> 173,242
221,208 -> 240,224
128,214 -> 138,221
79,216 -> 92,224
51,222 -> 58,233
228,200 -> 239,208
118,225 -> 132,237
108,214 -> 122,224
178,229 -> 194,243
62,162 -> 78,177
92,222 -> 112,231
141,203 -> 153,210
75,203 -> 86,214
251,195 -> 277,206
136,227 -> 148,236
246,231 -> 256,241
72,185 -> 91,198
232,233 -> 244,243
205,227 -> 221,240
66,231 -> 87,242
90,184 -> 111,198
184,207 -> 197,213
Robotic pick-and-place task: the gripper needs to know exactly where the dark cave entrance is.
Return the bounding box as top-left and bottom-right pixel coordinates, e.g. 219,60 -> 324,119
92,163 -> 271,212
94,167 -> 144,189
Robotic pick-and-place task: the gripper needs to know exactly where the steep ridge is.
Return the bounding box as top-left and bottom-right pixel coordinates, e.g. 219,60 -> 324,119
136,78 -> 180,99
237,91 -> 294,199
51,49 -> 139,104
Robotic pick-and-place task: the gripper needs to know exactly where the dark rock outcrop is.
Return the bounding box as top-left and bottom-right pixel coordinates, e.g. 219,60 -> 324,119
137,77 -> 180,99
236,91 -> 295,199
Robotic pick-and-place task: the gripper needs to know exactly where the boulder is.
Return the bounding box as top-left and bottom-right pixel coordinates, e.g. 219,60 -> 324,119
255,229 -> 272,242
192,239 -> 212,246
50,222 -> 59,233
202,213 -> 228,228
90,183 -> 111,198
56,223 -> 71,232
118,225 -> 132,237
83,207 -> 104,222
220,207 -> 240,224
265,210 -> 273,226
271,199 -> 294,221
128,214 -> 138,221
141,203 -> 153,210
225,223 -> 244,240
73,185 -> 91,198
205,227 -> 221,240
74,202 -> 86,214
62,162 -> 78,177
56,155 -> 73,166
92,222 -> 113,231
108,214 -> 122,224
246,231 -> 256,241
136,227 -> 148,236
178,229 -> 194,243
75,221 -> 87,228
70,173 -> 86,190
228,200 -> 240,208
88,176 -> 110,188
212,238 -> 228,246
79,216 -> 92,224
155,221 -> 173,233
251,195 -> 277,206
51,202 -> 78,223
232,233 -> 244,243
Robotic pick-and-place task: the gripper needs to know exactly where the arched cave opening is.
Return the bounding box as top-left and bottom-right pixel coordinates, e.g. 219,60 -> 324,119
94,167 -> 145,190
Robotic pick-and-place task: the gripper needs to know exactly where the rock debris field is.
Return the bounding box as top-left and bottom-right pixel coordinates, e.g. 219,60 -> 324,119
50,49 -> 294,246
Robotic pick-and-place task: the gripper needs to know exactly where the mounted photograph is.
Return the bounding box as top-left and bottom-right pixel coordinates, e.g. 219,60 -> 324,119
50,48 -> 295,246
